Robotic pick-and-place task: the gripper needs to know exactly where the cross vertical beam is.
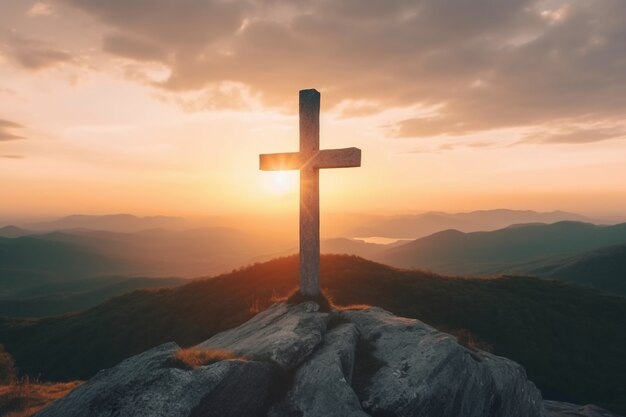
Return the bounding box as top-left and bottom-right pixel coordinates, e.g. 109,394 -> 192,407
299,89 -> 321,297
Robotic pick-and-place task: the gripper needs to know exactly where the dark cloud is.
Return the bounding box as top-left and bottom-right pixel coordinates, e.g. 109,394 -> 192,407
0,119 -> 25,141
60,0 -> 626,139
102,33 -> 165,61
0,30 -> 75,70
63,0 -> 245,48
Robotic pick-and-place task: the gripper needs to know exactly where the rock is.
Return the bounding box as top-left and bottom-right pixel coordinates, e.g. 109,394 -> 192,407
341,307 -> 545,417
269,322 -> 369,417
36,302 -> 616,417
544,400 -> 623,417
197,301 -> 329,370
35,342 -> 278,417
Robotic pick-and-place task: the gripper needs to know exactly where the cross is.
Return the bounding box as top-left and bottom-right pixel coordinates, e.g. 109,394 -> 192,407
260,89 -> 361,297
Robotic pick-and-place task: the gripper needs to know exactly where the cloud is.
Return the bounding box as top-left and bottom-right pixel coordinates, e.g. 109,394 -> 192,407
57,0 -> 626,139
0,119 -> 25,141
102,33 -> 165,62
0,31 -> 75,70
62,0 -> 246,48
521,125 -> 626,144
1,155 -> 24,159
27,2 -> 55,17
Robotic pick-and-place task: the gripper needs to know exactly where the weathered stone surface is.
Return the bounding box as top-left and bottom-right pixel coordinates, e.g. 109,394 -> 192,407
36,302 -> 615,417
197,301 -> 329,370
269,322 -> 369,417
342,307 -> 545,417
35,342 -> 277,417
544,400 -> 623,417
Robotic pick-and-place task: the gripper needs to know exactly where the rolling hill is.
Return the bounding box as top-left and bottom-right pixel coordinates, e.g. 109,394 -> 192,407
0,235 -> 133,297
25,214 -> 188,233
345,209 -> 594,239
377,221 -> 626,279
0,255 -> 624,414
0,226 -> 33,238
0,226 -> 293,298
0,276 -> 185,317
527,244 -> 626,295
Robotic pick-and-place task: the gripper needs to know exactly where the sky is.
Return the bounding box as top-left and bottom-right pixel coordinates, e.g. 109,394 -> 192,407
1,0 -> 626,220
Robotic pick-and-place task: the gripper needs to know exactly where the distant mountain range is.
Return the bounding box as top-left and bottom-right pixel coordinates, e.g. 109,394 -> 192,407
3,209 -> 599,238
1,255 -> 624,414
1,211 -> 624,318
0,226 -> 292,289
371,221 -> 626,295
343,209 -> 595,239
0,225 -> 292,315
24,214 -> 188,233
0,226 -> 33,238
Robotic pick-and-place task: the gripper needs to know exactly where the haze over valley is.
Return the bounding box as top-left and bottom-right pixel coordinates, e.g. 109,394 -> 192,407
1,209 -> 625,318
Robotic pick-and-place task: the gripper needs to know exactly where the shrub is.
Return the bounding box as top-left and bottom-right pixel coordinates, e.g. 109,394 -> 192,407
0,344 -> 17,384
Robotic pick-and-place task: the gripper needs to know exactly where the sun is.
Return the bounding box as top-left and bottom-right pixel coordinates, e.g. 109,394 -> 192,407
266,171 -> 297,194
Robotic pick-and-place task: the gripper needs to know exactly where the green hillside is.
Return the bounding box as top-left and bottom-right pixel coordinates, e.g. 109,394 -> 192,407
528,244 -> 626,295
0,255 -> 624,414
378,221 -> 626,281
0,277 -> 185,317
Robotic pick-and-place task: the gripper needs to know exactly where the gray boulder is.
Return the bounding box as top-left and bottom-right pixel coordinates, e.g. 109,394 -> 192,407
35,302 -> 618,417
35,342 -> 277,417
269,322 -> 369,417
544,401 -> 623,417
197,300 -> 329,370
341,307 -> 545,417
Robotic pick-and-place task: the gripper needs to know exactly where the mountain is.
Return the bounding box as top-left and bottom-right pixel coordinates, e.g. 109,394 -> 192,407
0,235 -> 133,297
35,226 -> 293,278
0,226 -> 33,238
26,214 -> 188,233
0,276 -> 185,317
321,237 -> 392,259
378,221 -> 626,278
1,255 -> 624,414
0,226 -> 293,299
527,244 -> 626,295
345,209 -> 595,239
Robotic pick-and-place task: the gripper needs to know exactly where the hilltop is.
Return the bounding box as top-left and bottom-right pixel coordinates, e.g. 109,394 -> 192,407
1,255 -> 624,414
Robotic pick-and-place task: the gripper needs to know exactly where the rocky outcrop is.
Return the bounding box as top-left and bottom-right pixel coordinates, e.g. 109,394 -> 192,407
197,301 -> 329,370
544,401 -> 621,417
35,302 -> 622,417
342,307 -> 545,417
269,322 -> 368,417
35,342 -> 278,417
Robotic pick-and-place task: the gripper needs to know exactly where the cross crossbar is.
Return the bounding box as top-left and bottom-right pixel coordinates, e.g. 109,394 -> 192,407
259,147 -> 361,171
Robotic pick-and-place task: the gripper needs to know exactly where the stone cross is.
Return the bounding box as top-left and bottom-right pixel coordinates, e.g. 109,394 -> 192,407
259,89 -> 361,297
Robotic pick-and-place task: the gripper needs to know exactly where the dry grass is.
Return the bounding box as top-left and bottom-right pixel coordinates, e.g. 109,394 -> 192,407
285,288 -> 373,312
168,348 -> 243,369
285,288 -> 335,311
332,303 -> 372,311
0,381 -> 82,417
448,328 -> 494,353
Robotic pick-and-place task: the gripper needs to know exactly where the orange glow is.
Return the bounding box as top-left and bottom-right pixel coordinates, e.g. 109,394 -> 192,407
1,0 -> 625,221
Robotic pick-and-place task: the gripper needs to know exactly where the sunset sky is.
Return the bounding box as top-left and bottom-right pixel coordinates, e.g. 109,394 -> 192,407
1,0 -> 625,220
